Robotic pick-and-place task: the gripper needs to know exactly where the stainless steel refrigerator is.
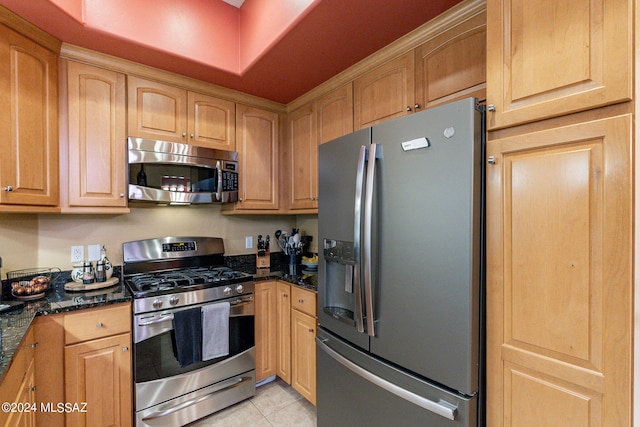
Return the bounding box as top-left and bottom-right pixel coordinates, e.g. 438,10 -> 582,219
317,97 -> 484,426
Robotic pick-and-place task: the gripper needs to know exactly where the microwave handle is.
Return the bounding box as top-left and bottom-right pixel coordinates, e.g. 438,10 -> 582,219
216,161 -> 223,202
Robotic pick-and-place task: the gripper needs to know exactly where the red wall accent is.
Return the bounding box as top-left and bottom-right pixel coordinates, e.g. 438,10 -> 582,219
0,0 -> 463,103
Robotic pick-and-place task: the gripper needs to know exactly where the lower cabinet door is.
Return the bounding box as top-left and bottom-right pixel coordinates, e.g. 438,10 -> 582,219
64,333 -> 132,427
291,309 -> 316,405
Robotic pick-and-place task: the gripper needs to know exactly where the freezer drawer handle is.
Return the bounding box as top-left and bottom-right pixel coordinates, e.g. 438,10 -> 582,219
316,337 -> 458,421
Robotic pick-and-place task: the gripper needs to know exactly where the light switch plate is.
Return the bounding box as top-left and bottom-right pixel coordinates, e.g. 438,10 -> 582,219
245,236 -> 253,249
87,244 -> 101,262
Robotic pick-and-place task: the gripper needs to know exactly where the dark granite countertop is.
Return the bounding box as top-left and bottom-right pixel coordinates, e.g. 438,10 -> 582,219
0,258 -> 316,385
0,274 -> 132,384
238,265 -> 317,292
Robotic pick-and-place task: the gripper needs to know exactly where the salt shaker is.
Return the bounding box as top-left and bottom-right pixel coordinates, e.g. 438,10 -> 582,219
95,260 -> 106,283
82,262 -> 94,284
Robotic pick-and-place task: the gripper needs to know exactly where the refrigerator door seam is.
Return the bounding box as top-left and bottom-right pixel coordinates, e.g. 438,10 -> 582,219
316,337 -> 458,421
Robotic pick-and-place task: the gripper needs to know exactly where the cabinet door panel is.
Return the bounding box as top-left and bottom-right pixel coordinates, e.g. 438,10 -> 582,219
188,92 -> 235,150
235,104 -> 279,209
354,52 -> 414,129
66,61 -> 126,207
276,282 -> 291,383
288,103 -> 317,210
65,333 -> 132,427
486,0 -> 631,129
317,84 -> 353,144
416,12 -> 486,109
486,115 -> 632,426
291,309 -> 316,405
255,281 -> 277,381
128,76 -> 187,143
0,26 -> 58,206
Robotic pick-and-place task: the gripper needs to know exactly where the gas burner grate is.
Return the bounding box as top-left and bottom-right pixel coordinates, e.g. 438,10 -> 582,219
126,266 -> 250,294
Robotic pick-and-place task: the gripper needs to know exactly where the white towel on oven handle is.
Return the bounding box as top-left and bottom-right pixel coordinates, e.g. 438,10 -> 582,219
202,301 -> 230,361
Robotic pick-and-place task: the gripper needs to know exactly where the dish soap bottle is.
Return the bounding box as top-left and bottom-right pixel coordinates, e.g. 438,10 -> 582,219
100,245 -> 113,279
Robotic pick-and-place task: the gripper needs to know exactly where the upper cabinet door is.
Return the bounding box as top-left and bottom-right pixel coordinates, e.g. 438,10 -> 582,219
0,26 -> 59,206
127,76 -> 187,143
65,61 -> 127,209
354,52 -> 415,129
317,84 -> 353,144
415,12 -> 486,110
187,92 -> 236,151
235,104 -> 279,210
486,0 -> 632,130
287,102 -> 317,210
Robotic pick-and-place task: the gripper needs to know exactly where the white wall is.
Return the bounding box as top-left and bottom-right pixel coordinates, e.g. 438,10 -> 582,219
0,206 -> 318,274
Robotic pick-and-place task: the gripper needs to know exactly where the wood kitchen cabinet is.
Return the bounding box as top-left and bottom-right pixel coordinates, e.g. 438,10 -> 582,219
60,60 -> 128,212
316,84 -> 353,145
354,52 -> 415,129
354,11 -> 486,130
127,76 -> 187,143
283,83 -> 352,213
290,286 -> 317,405
128,76 -> 235,150
286,102 -> 318,210
255,280 -> 277,381
256,281 -> 317,405
34,314 -> 65,427
0,24 -> 59,210
0,326 -> 37,427
64,303 -> 132,427
414,11 -> 486,110
486,0 -> 632,130
231,104 -> 279,211
485,114 -> 632,426
276,282 -> 291,383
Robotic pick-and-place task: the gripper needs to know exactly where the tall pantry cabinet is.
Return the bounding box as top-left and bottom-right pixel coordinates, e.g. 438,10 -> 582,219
485,0 -> 633,425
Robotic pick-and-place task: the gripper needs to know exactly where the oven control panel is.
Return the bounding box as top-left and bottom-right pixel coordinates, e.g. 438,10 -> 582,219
162,241 -> 197,252
132,281 -> 255,314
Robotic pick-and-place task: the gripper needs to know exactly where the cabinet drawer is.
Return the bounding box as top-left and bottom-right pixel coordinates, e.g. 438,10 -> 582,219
64,303 -> 131,345
291,286 -> 316,317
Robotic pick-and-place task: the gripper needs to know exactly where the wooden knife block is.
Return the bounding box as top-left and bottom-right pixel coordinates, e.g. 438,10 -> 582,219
256,250 -> 270,269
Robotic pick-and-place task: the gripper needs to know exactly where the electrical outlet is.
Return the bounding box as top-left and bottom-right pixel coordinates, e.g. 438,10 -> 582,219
71,245 -> 84,263
87,244 -> 101,262
245,236 -> 253,249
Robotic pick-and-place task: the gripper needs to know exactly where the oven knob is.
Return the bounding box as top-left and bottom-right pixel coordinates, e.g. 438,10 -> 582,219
235,284 -> 244,294
169,296 -> 180,306
223,286 -> 232,296
152,299 -> 163,309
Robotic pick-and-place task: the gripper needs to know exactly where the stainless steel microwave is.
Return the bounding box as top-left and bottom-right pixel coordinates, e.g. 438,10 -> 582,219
128,137 -> 239,204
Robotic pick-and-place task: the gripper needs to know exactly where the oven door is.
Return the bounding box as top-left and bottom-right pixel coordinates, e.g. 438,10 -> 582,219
133,295 -> 255,413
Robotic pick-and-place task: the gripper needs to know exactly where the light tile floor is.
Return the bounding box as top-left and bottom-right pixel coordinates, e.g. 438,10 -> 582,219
187,378 -> 317,427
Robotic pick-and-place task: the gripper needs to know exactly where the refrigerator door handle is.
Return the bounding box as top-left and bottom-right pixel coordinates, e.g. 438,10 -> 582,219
363,143 -> 377,336
353,145 -> 367,333
316,337 -> 458,421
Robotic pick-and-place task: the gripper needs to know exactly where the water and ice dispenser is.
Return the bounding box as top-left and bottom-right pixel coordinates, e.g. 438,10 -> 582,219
322,238 -> 358,326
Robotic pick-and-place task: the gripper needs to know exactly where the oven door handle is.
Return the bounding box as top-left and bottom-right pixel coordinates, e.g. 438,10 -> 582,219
141,375 -> 252,423
138,314 -> 174,326
137,297 -> 253,326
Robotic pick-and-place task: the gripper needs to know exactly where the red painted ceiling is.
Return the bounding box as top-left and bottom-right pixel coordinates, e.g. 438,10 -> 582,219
0,0 -> 463,104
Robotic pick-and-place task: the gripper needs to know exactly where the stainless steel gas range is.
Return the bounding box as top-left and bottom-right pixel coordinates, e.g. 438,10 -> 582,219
122,236 -> 256,427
